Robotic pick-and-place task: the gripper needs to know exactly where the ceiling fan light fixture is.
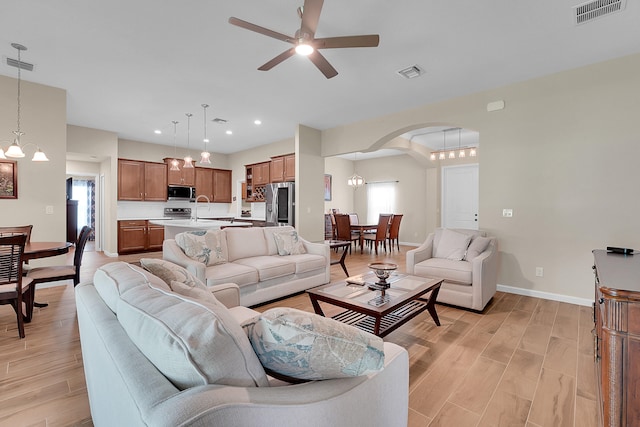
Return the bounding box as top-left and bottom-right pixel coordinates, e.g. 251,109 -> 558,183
295,42 -> 314,56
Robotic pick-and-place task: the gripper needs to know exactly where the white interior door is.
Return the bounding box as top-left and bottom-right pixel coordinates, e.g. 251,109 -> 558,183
442,164 -> 479,229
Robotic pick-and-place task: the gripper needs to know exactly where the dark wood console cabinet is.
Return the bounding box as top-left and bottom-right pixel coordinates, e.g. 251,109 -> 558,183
592,249 -> 640,427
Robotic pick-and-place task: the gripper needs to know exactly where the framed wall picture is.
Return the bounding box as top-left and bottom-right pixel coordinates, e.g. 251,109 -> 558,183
0,160 -> 18,199
324,174 -> 332,201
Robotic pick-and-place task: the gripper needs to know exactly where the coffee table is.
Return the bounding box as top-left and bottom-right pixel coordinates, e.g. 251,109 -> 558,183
307,272 -> 442,337
326,240 -> 351,276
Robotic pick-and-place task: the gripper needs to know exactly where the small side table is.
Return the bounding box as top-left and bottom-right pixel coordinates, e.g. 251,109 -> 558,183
326,240 -> 351,277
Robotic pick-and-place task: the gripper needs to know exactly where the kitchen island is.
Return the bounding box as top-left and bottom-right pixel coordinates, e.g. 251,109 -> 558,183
149,219 -> 252,239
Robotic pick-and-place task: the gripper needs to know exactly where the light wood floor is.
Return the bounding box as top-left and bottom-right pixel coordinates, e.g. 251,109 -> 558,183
0,244 -> 598,426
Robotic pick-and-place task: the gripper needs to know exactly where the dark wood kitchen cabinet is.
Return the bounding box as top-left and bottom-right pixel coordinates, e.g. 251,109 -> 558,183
592,249 -> 640,427
164,158 -> 195,186
270,153 -> 295,182
118,220 -> 164,254
118,159 -> 167,201
195,167 -> 232,203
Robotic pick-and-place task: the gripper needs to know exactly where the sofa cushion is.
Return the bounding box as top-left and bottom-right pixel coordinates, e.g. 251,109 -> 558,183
235,256 -> 296,281
93,262 -> 170,313
174,229 -> 227,266
242,307 -> 385,381
272,229 -> 306,256
205,262 -> 259,287
415,258 -> 473,285
286,254 -> 328,274
434,229 -> 472,261
465,236 -> 491,261
117,284 -> 269,390
225,227 -> 268,262
170,280 -> 222,306
139,258 -> 207,289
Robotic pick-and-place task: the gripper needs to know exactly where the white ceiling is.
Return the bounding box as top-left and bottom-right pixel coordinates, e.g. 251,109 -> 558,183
2,0 -> 639,155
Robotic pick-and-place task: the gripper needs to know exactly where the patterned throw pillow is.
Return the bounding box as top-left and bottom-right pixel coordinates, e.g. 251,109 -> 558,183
175,230 -> 227,266
139,258 -> 207,289
272,230 -> 306,256
242,307 -> 385,381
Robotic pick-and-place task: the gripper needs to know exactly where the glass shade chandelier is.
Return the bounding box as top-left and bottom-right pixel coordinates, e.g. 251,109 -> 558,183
347,152 -> 365,188
183,113 -> 194,168
429,128 -> 477,161
0,43 -> 49,162
199,104 -> 211,164
170,121 -> 180,171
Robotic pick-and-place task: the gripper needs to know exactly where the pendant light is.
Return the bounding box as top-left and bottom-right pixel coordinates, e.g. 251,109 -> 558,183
347,152 -> 365,188
170,121 -> 180,171
458,128 -> 466,158
183,113 -> 194,168
199,104 -> 211,164
1,43 -> 49,162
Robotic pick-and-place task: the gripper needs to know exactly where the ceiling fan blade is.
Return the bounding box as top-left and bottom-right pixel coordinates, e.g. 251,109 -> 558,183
229,17 -> 293,43
258,48 -> 296,71
308,50 -> 338,79
313,34 -> 380,49
300,0 -> 324,37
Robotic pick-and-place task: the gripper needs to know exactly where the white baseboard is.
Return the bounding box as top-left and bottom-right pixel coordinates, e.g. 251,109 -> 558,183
497,284 -> 592,307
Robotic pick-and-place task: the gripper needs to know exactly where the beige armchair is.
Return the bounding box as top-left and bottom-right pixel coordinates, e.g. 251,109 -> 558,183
406,228 -> 498,311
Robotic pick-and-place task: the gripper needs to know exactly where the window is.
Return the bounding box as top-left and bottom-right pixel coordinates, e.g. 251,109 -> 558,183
367,182 -> 396,223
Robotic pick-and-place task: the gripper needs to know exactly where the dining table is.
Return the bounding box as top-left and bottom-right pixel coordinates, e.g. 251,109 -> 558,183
23,241 -> 73,308
350,224 -> 378,254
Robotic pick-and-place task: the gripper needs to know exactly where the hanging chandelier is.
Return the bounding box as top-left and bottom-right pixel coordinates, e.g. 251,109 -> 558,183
183,113 -> 194,168
429,128 -> 477,161
347,152 -> 365,188
0,43 -> 49,162
170,121 -> 180,171
199,104 -> 211,164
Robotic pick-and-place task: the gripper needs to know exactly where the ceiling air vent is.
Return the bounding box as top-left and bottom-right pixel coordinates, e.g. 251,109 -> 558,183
6,57 -> 34,71
212,118 -> 227,124
396,65 -> 425,79
573,0 -> 626,25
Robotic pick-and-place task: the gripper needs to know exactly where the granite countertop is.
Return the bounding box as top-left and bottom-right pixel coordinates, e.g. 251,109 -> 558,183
149,219 -> 253,228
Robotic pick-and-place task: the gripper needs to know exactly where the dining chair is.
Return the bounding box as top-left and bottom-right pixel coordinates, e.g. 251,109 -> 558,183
26,226 -> 92,314
387,214 -> 404,252
348,213 -> 359,225
0,225 -> 33,272
363,214 -> 392,255
0,233 -> 34,338
333,214 -> 359,253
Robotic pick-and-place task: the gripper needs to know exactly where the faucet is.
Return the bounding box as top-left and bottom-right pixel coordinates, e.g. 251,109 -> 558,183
193,195 -> 210,221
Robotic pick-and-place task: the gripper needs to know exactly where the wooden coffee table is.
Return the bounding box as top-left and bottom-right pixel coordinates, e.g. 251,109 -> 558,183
307,273 -> 442,337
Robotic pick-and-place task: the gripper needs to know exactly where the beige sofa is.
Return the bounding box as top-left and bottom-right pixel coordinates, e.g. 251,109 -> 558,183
163,226 -> 330,307
406,228 -> 499,311
76,262 -> 409,427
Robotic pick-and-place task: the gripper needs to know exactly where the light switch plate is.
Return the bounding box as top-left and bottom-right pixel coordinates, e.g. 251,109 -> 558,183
502,209 -> 513,217
45,205 -> 54,214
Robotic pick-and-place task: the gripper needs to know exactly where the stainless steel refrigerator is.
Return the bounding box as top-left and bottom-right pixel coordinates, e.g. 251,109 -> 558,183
265,182 -> 295,226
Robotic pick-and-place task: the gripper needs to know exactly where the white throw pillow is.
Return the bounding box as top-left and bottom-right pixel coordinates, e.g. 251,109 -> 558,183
242,307 -> 384,381
273,230 -> 306,256
465,236 -> 491,261
117,284 -> 269,389
139,258 -> 207,289
175,230 -> 227,266
434,229 -> 472,261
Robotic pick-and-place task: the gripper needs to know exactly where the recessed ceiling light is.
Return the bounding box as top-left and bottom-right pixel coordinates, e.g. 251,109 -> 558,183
226,130 -> 233,135
154,129 -> 162,134
254,119 -> 262,125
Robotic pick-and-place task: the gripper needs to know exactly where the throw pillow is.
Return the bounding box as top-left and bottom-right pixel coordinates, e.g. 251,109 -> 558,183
139,258 -> 207,290
175,230 -> 227,266
117,284 -> 269,389
169,280 -> 223,307
465,236 -> 491,261
242,307 -> 385,381
273,230 -> 306,256
434,229 -> 472,261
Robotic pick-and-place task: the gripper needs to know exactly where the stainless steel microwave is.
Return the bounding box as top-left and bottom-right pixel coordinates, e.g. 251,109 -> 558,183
167,185 -> 196,201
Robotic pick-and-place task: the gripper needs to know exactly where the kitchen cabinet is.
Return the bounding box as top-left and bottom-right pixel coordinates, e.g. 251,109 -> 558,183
253,162 -> 270,185
118,159 -> 167,201
195,167 -> 232,203
270,154 -> 295,182
245,162 -> 268,202
164,158 -> 195,186
592,249 -> 640,427
118,220 -> 164,254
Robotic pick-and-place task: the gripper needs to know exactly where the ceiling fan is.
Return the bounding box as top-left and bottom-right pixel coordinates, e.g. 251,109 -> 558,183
228,0 -> 379,79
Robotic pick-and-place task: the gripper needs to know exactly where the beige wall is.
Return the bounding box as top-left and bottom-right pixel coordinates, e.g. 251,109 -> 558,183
1,75 -> 67,255
323,156 -> 355,215
320,53 -> 640,302
295,125 -> 324,242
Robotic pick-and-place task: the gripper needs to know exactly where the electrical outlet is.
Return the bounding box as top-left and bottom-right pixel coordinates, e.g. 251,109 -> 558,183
502,209 -> 513,217
45,205 -> 54,214
535,267 -> 544,277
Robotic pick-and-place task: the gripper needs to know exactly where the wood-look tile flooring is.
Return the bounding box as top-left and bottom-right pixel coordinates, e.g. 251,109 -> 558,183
0,243 -> 597,426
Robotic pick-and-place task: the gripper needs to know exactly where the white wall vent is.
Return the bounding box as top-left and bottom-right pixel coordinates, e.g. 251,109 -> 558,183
6,57 -> 34,71
573,0 -> 626,25
396,65 -> 425,79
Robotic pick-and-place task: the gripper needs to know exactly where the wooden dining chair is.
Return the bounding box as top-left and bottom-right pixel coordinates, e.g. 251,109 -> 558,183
0,225 -> 34,272
26,226 -> 92,314
333,214 -> 359,253
387,214 -> 403,252
363,214 -> 392,254
0,233 -> 34,338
